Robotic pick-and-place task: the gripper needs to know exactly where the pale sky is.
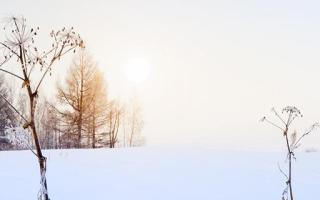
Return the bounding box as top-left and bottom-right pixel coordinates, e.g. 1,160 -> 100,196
2,0 -> 320,150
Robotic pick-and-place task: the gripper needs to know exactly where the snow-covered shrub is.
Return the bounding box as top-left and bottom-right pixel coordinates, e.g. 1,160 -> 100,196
2,127 -> 32,150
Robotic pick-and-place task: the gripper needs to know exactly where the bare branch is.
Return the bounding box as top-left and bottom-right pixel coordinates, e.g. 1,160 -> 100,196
0,68 -> 24,81
34,41 -> 82,92
0,56 -> 10,67
0,93 -> 28,123
292,123 -> 319,150
0,42 -> 20,57
277,162 -> 289,180
263,117 -> 285,131
271,107 -> 287,126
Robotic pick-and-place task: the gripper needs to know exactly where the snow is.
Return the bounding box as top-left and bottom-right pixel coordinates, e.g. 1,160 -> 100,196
0,147 -> 319,200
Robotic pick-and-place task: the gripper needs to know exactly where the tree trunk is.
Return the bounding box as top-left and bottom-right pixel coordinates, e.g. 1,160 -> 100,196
92,105 -> 96,148
78,62 -> 84,148
77,116 -> 82,148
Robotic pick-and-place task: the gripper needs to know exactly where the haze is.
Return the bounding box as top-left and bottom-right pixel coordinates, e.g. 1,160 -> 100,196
2,0 -> 320,150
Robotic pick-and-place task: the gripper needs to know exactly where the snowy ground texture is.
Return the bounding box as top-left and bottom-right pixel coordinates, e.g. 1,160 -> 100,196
0,147 -> 320,200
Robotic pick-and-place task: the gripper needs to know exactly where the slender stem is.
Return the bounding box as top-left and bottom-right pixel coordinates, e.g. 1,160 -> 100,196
284,127 -> 294,200
19,43 -> 49,200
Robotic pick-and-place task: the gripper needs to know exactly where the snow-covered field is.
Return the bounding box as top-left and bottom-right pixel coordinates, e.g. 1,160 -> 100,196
0,147 -> 319,200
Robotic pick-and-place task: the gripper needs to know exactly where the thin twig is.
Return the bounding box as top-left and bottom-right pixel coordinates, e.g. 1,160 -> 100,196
264,118 -> 285,131
0,68 -> 24,81
0,93 -> 28,122
277,162 -> 289,180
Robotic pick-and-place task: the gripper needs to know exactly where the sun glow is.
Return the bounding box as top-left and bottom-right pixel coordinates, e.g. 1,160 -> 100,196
124,58 -> 150,84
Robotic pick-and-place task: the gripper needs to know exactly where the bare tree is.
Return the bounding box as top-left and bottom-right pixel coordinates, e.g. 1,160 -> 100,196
107,101 -> 122,148
56,50 -> 108,149
0,16 -> 83,200
35,99 -> 60,149
261,106 -> 319,200
87,70 -> 108,148
126,97 -> 144,147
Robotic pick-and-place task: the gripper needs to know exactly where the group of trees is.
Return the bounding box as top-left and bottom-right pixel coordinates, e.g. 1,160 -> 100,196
0,17 -> 144,152
38,51 -> 144,150
0,51 -> 144,151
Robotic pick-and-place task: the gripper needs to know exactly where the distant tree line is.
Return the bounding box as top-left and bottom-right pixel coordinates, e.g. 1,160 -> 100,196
0,50 -> 144,150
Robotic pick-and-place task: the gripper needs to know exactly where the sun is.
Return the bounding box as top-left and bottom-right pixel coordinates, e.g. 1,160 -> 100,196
124,58 -> 150,84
